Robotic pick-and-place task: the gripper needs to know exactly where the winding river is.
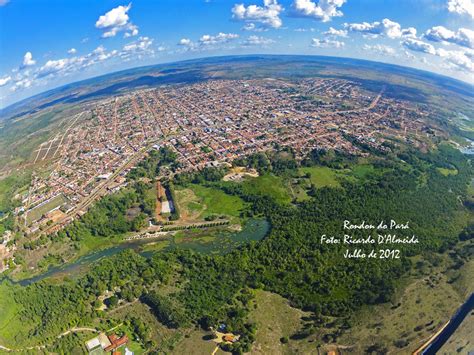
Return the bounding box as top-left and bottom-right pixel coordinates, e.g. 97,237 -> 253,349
1,219 -> 269,286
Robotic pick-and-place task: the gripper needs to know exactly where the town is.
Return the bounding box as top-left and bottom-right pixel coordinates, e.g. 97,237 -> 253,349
15,78 -> 444,239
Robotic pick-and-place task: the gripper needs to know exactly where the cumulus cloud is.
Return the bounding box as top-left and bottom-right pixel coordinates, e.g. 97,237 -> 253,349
178,38 -> 193,47
122,36 -> 154,52
243,35 -> 275,46
22,52 -> 36,68
35,45 -> 119,80
124,24 -> 139,38
95,3 -> 139,38
11,78 -> 32,92
424,26 -> 474,49
311,38 -> 345,48
199,32 -> 239,45
447,0 -> 474,18
292,0 -> 346,22
324,26 -> 347,37
437,47 -> 474,72
362,44 -> 396,55
403,37 -> 474,74
0,76 -> 11,87
232,0 -> 283,28
345,19 -> 416,39
5,37 -> 160,95
67,48 -> 77,55
402,38 -> 436,55
178,33 -> 239,51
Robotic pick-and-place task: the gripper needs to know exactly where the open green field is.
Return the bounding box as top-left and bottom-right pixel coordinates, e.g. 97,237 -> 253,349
175,184 -> 246,221
26,194 -> 68,224
243,174 -> 292,204
299,166 -> 341,188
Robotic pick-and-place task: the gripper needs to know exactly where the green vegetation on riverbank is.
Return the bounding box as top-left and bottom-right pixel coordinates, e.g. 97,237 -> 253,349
0,144 -> 472,353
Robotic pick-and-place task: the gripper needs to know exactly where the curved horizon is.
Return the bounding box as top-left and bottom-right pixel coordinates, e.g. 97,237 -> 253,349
2,53 -> 472,115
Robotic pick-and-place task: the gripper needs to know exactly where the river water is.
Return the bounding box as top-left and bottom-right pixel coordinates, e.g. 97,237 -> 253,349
1,219 -> 269,286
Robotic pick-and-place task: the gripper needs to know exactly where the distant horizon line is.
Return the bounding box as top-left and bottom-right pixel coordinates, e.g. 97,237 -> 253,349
2,53 -> 473,113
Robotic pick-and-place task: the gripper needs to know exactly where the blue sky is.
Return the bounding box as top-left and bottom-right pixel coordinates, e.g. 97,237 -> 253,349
0,0 -> 473,108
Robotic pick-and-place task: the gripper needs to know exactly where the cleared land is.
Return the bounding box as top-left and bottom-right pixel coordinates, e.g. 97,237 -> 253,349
299,166 -> 341,188
248,290 -> 309,355
175,184 -> 246,222
243,174 -> 291,205
26,194 -> 68,224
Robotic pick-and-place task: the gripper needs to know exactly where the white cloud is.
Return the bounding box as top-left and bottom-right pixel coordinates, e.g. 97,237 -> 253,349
243,23 -> 257,31
311,38 -> 345,48
22,52 -> 36,67
362,44 -> 396,56
5,38 -> 161,96
424,26 -> 474,49
0,76 -> 11,87
124,24 -> 139,38
122,36 -> 154,54
401,27 -> 417,39
345,18 -> 416,39
243,35 -> 275,46
0,0 -> 9,6
95,3 -> 139,38
232,0 -> 283,28
403,38 -> 474,74
199,32 -> 239,45
402,38 -> 436,55
178,38 -> 193,46
447,0 -> 474,18
292,0 -> 346,22
436,48 -> 474,72
11,78 -> 32,92
294,27 -> 315,32
67,48 -> 77,55
178,33 -> 239,51
404,50 -> 416,60
242,22 -> 268,31
36,45 -> 119,79
324,26 -> 347,37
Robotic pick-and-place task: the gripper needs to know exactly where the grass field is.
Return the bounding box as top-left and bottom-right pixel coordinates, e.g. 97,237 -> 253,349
243,174 -> 292,204
299,166 -> 341,188
175,184 -> 246,221
248,290 -> 308,355
26,194 -> 68,224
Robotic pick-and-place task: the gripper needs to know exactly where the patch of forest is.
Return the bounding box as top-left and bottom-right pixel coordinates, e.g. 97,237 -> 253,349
3,144 -> 473,353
